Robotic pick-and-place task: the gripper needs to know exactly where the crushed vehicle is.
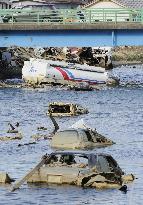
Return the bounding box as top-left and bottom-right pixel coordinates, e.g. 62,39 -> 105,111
47,102 -> 88,117
51,127 -> 114,149
27,151 -> 134,189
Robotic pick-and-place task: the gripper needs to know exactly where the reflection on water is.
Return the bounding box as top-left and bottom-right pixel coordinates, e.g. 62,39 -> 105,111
0,65 -> 143,205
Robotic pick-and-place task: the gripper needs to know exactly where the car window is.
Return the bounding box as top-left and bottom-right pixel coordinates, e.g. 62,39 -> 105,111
48,154 -> 88,168
84,130 -> 94,142
97,156 -> 111,172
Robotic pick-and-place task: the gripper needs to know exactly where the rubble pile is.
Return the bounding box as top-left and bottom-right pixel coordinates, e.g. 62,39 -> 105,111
0,46 -> 113,80
11,46 -> 112,69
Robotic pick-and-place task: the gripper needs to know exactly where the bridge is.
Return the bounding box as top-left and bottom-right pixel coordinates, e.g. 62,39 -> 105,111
0,8 -> 143,47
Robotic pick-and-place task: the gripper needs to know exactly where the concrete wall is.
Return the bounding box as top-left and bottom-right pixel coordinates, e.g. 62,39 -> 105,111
0,30 -> 143,47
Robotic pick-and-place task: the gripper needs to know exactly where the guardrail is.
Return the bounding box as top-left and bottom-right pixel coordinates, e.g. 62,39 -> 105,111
0,8 -> 143,24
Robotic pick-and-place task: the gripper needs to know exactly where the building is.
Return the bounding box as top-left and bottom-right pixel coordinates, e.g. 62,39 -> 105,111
82,0 -> 143,22
0,0 -> 11,9
82,0 -> 143,9
10,0 -> 88,9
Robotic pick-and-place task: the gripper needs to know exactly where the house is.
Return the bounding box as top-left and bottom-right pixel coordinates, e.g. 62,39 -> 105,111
82,0 -> 143,9
82,0 -> 143,22
0,0 -> 11,9
10,0 -> 88,9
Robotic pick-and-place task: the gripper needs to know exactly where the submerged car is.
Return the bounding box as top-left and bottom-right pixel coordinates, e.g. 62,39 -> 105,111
27,151 -> 134,189
47,102 -> 88,117
51,128 -> 114,149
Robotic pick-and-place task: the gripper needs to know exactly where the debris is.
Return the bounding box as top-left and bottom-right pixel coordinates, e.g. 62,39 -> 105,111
26,151 -> 134,190
0,133 -> 23,141
31,134 -> 52,141
121,174 -> 135,183
7,122 -> 19,133
47,102 -> 88,117
18,142 -> 37,147
22,58 -> 117,86
37,127 -> 48,131
119,185 -> 128,193
0,172 -> 14,184
6,46 -> 112,69
68,82 -> 93,91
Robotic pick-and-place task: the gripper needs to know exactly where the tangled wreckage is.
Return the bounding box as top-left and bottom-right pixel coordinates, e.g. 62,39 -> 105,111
25,151 -> 134,189
47,102 -> 88,117
22,58 -> 118,86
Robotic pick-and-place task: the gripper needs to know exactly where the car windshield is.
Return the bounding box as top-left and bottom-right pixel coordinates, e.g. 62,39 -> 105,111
48,153 -> 89,167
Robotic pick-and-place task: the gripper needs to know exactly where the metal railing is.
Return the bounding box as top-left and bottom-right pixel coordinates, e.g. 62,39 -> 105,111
0,8 -> 143,24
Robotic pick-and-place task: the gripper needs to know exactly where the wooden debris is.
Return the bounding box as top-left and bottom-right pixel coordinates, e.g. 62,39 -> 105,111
0,133 -> 23,141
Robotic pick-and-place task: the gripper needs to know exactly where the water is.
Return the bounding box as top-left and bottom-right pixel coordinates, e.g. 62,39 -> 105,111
0,65 -> 143,205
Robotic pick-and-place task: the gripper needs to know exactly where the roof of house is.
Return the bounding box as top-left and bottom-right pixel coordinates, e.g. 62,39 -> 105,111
117,0 -> 143,8
6,0 -> 143,8
10,0 -> 87,4
83,0 -> 143,8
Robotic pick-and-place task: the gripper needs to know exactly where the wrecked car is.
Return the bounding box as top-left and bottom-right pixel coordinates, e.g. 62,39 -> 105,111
51,127 -> 114,149
47,102 -> 88,117
27,151 -> 134,189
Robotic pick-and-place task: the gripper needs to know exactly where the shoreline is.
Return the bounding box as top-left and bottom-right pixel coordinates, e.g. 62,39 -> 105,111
112,61 -> 142,67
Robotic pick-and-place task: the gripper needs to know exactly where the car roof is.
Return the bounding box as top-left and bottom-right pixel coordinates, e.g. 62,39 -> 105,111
49,102 -> 73,106
57,128 -> 86,132
50,150 -> 111,158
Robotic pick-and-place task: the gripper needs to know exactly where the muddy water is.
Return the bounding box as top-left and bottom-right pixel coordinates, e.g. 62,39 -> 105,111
0,65 -> 143,205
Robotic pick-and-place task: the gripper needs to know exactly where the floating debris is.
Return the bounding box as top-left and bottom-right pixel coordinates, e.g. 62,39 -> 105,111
18,142 -> 37,147
22,58 -> 117,86
7,122 -> 19,133
0,172 -> 14,184
31,134 -> 52,141
47,102 -> 88,117
0,133 -> 22,141
37,127 -> 48,131
68,82 -> 94,91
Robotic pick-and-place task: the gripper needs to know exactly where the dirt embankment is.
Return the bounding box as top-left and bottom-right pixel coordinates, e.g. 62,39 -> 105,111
112,46 -> 143,66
